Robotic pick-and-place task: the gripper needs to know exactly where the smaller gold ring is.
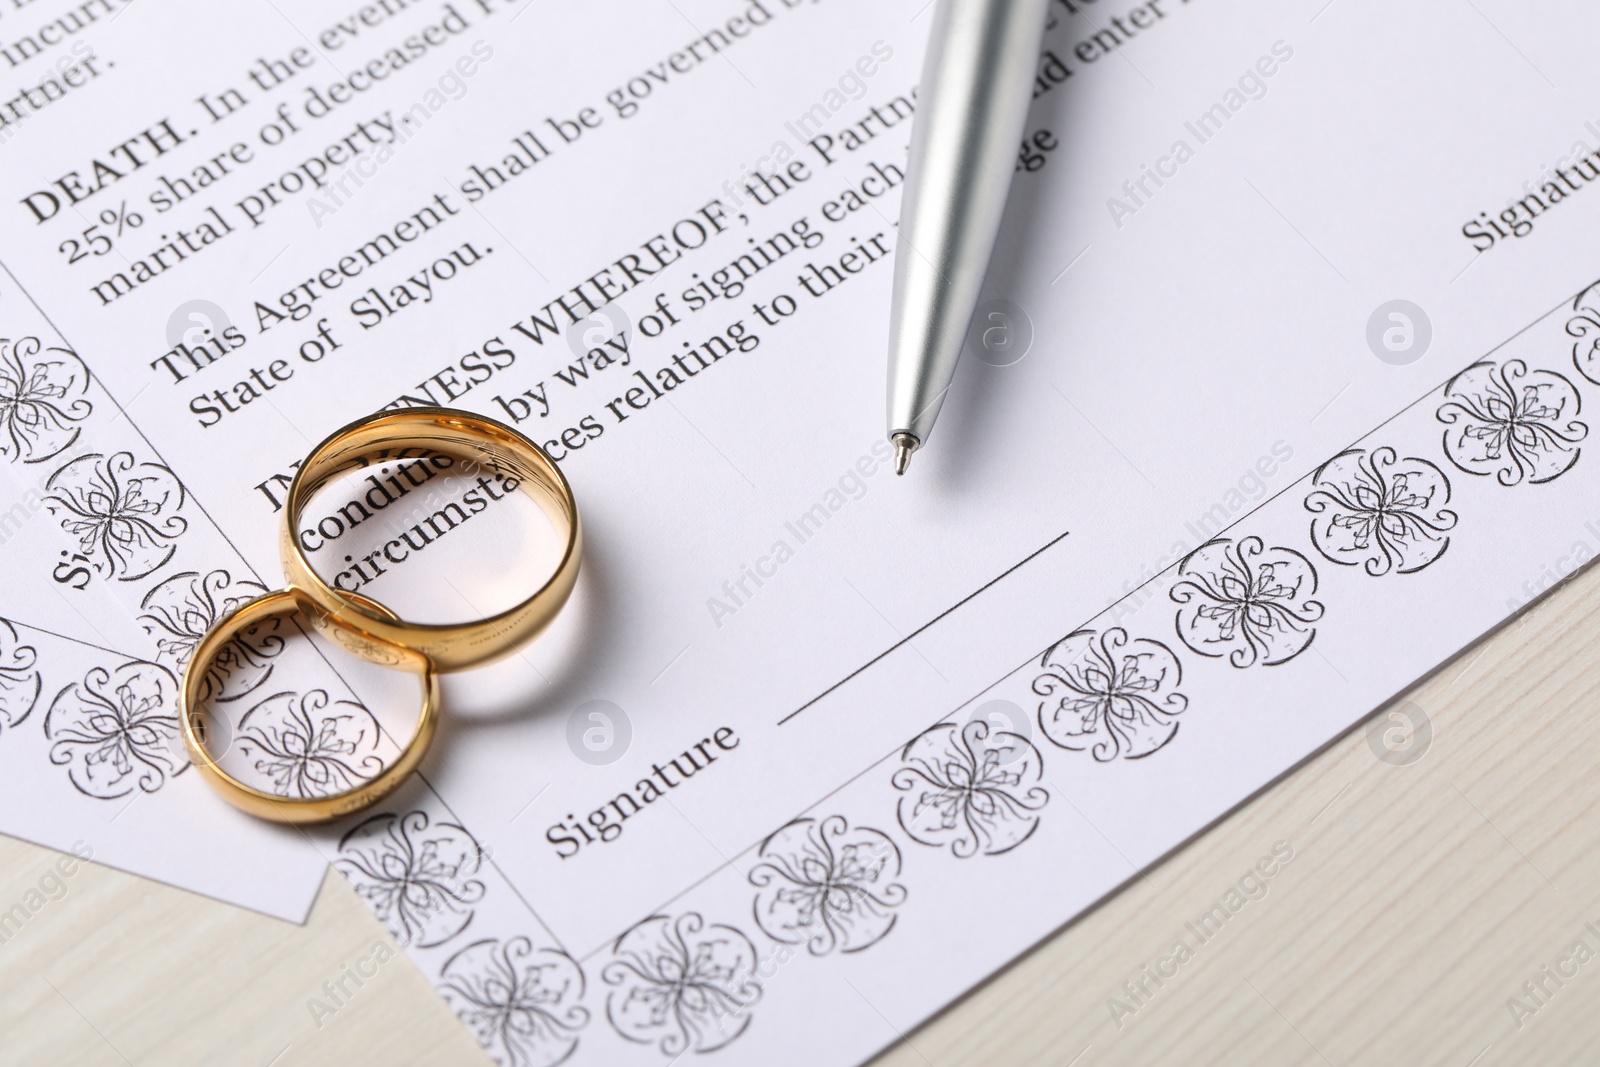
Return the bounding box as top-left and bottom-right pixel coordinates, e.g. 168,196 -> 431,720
279,407 -> 582,672
180,588 -> 440,825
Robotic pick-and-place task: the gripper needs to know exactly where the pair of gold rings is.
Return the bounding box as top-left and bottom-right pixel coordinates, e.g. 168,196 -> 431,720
179,408 -> 581,823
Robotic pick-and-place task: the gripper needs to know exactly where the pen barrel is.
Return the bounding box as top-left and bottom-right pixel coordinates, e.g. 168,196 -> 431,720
887,0 -> 1049,445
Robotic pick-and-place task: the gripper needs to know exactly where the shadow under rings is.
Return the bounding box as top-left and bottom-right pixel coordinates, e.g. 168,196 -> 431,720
430,542 -> 612,731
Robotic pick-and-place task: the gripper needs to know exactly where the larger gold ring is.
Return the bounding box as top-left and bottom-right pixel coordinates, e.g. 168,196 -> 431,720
279,407 -> 582,672
180,588 -> 440,824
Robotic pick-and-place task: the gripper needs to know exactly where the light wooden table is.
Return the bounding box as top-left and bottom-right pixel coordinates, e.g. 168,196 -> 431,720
5,561 -> 1598,1067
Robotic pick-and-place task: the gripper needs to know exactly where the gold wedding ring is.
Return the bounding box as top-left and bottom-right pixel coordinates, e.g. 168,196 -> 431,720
279,407 -> 582,672
180,588 -> 440,824
180,406 -> 580,823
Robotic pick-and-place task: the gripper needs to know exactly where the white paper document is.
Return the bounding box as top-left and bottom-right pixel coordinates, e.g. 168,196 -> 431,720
3,0 -> 1599,1061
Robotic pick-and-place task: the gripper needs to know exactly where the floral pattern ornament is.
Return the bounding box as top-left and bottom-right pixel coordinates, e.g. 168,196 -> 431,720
439,937 -> 589,1067
45,451 -> 188,581
603,912 -> 762,1056
1170,537 -> 1324,668
749,815 -> 907,956
0,619 -> 41,731
44,660 -> 186,798
1304,447 -> 1458,576
1565,281 -> 1600,386
1032,628 -> 1187,760
336,810 -> 487,949
235,689 -> 383,798
139,570 -> 279,701
892,719 -> 1048,858
1436,359 -> 1587,486
0,336 -> 91,464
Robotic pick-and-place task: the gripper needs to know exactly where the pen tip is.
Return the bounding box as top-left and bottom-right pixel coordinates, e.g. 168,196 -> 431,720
891,433 -> 919,476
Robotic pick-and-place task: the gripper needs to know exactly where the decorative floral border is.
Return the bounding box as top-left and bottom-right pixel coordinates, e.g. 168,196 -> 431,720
1171,537 -> 1324,668
0,336 -> 91,465
1437,359 -> 1587,486
1565,281 -> 1600,386
44,659 -> 186,799
891,719 -> 1048,858
44,451 -> 188,583
602,911 -> 762,1056
336,810 -> 488,949
234,689 -> 384,799
749,815 -> 906,955
0,618 -> 41,733
1033,628 -> 1187,760
1304,447 -> 1457,576
441,936 -> 589,1067
138,569 -> 281,702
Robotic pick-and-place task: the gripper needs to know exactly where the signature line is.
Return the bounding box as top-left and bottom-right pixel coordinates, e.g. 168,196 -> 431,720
777,530 -> 1070,725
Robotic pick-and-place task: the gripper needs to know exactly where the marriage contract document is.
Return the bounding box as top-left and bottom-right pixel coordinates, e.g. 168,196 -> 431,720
3,0 -> 1600,1062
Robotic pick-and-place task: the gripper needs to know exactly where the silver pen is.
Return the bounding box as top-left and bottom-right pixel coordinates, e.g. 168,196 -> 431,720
887,0 -> 1051,475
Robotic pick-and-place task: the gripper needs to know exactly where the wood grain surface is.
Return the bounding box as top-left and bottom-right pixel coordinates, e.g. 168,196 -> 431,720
4,560 -> 1597,1067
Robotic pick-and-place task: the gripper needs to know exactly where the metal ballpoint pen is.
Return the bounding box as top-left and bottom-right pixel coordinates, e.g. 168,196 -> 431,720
887,0 -> 1051,475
